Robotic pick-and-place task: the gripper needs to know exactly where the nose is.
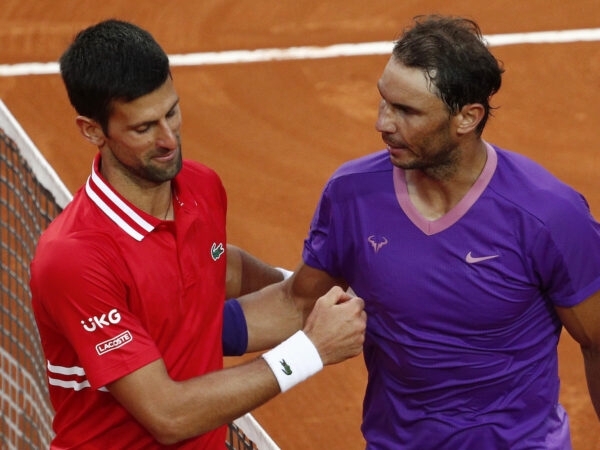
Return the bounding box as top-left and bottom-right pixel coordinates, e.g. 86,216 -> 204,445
156,119 -> 178,150
375,99 -> 395,133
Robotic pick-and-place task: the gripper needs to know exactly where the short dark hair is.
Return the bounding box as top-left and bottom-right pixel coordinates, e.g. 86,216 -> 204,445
393,15 -> 504,135
59,19 -> 171,133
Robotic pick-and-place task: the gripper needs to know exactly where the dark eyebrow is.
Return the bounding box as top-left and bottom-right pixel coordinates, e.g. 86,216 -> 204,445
393,102 -> 419,114
378,85 -> 417,113
168,98 -> 180,113
130,98 -> 180,129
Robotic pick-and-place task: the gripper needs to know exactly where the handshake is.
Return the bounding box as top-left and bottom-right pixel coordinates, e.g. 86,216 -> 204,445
262,286 -> 367,393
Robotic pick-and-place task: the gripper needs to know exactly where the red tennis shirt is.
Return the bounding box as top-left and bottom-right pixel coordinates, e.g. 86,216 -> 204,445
30,154 -> 228,449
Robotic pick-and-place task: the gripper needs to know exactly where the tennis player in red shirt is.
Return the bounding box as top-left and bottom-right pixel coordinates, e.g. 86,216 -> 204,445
30,19 -> 366,449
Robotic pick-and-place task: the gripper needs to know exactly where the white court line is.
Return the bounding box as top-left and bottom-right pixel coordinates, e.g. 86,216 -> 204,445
1,27 -> 599,77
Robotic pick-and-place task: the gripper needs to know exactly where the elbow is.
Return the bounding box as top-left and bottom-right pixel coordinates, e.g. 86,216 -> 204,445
581,342 -> 600,359
146,414 -> 202,446
142,403 -> 222,445
146,421 -> 202,446
146,417 -> 187,446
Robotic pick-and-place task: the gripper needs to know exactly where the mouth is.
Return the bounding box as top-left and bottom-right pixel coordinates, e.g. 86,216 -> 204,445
153,148 -> 179,163
382,137 -> 415,164
384,141 -> 408,156
382,134 -> 405,150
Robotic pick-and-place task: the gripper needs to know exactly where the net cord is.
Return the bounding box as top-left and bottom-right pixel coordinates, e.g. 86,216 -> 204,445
0,100 -> 71,208
233,413 -> 281,450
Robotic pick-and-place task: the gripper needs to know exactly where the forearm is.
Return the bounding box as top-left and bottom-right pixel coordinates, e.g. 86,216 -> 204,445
236,263 -> 347,352
238,280 -> 303,352
110,358 -> 281,445
582,345 -> 600,420
555,295 -> 600,421
169,359 -> 281,440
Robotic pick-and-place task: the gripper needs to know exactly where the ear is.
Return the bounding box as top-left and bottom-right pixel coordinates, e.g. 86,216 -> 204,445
75,116 -> 106,146
454,103 -> 485,136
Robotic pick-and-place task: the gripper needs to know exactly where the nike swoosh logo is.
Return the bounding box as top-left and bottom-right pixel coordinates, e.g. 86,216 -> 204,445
465,252 -> 499,264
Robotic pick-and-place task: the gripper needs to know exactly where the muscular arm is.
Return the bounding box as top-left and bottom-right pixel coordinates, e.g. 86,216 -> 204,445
225,244 -> 284,298
238,262 -> 344,352
555,289 -> 600,420
108,357 -> 280,445
108,285 -> 366,445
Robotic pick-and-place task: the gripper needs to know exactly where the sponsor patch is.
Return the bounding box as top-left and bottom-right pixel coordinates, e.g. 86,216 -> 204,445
81,308 -> 122,332
95,330 -> 133,356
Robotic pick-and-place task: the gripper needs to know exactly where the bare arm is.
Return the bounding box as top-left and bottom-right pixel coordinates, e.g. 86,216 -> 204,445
108,285 -> 366,445
238,262 -> 345,352
555,289 -> 600,420
108,357 -> 279,445
225,244 -> 285,298
290,263 -> 348,322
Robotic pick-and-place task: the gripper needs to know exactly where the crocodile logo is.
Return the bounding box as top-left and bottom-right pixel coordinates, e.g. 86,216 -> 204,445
211,242 -> 225,261
280,359 -> 292,376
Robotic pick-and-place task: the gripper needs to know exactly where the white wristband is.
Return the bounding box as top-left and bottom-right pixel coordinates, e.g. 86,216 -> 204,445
262,331 -> 323,393
275,267 -> 293,280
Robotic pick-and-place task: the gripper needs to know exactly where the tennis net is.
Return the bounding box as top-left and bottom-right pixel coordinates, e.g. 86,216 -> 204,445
0,99 -> 279,450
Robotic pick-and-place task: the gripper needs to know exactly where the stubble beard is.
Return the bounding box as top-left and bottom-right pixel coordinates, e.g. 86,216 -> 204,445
386,115 -> 462,180
411,145 -> 459,181
392,137 -> 460,182
143,133 -> 184,183
145,149 -> 183,183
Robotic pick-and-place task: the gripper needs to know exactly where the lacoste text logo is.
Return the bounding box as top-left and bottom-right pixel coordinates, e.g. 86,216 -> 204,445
465,251 -> 499,264
368,235 -> 389,253
280,359 -> 292,376
211,242 -> 225,261
96,330 -> 133,356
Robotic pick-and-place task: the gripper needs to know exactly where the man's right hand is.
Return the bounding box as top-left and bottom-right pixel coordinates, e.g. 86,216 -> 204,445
302,286 -> 367,366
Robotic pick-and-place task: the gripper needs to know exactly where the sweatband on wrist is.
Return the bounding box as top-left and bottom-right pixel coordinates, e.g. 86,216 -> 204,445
261,330 -> 323,392
222,299 -> 248,356
275,267 -> 293,280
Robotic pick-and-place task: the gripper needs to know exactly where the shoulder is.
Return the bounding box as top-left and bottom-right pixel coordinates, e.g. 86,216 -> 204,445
323,150 -> 392,196
32,188 -> 125,284
331,149 -> 392,180
177,160 -> 225,195
491,145 -> 593,227
493,146 -> 570,193
180,159 -> 221,180
33,230 -> 123,282
30,230 -> 127,320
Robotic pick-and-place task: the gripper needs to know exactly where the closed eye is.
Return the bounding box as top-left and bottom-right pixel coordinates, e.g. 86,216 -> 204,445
392,103 -> 418,115
134,123 -> 153,134
133,102 -> 180,134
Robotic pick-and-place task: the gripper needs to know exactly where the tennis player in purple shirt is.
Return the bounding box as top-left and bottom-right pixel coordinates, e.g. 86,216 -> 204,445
278,15 -> 600,449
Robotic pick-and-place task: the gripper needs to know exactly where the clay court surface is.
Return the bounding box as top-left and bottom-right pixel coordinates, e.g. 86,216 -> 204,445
1,1 -> 600,448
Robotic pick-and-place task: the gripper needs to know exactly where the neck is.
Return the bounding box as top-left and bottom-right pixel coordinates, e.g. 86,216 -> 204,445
162,193 -> 173,220
139,184 -> 172,219
406,140 -> 488,219
98,154 -> 174,219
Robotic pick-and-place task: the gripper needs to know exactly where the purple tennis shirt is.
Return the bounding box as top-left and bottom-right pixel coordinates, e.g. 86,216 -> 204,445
303,144 -> 600,449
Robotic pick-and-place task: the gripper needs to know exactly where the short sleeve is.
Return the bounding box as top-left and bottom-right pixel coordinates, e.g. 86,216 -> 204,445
30,233 -> 162,388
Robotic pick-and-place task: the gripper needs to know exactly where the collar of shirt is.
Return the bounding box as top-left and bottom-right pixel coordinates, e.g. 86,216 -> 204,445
84,153 -> 164,242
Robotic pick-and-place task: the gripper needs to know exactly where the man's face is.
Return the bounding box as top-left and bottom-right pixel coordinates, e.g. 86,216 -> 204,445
102,77 -> 183,186
375,57 -> 460,174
